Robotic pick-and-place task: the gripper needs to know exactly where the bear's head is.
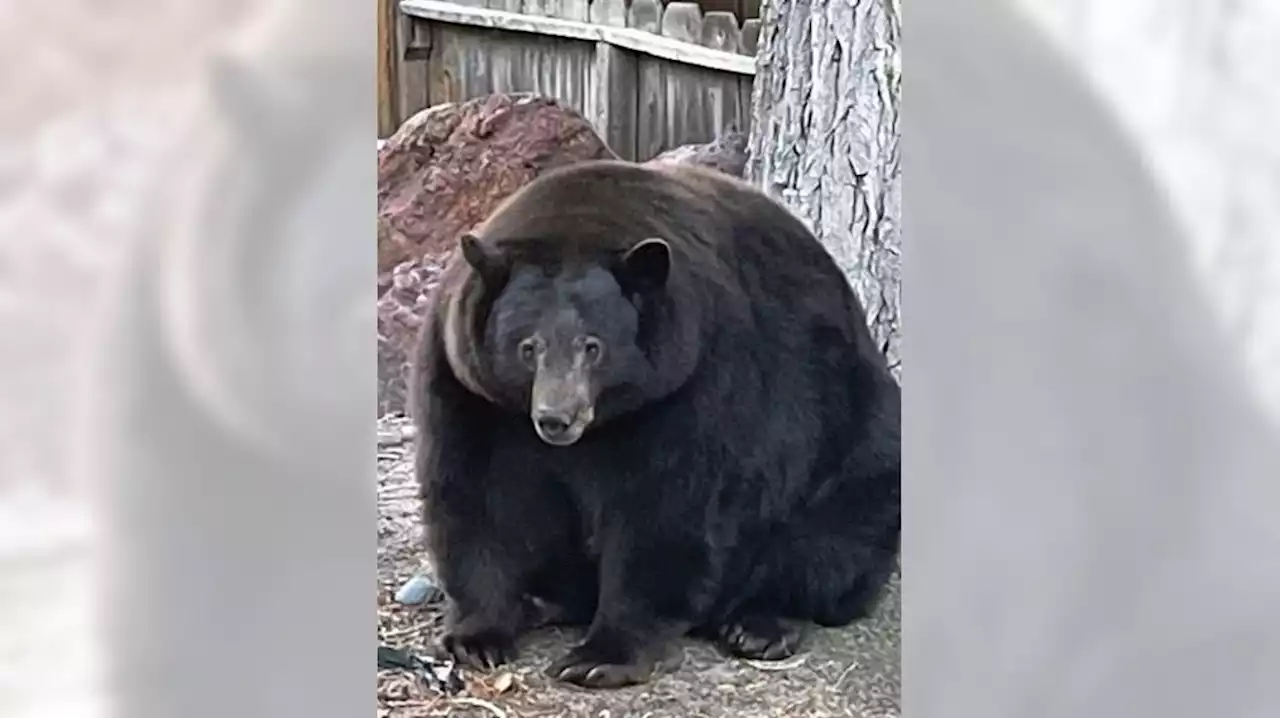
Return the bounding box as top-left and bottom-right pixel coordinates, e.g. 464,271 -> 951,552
457,233 -> 673,446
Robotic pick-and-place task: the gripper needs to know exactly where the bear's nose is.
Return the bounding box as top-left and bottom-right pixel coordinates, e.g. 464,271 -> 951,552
534,412 -> 572,439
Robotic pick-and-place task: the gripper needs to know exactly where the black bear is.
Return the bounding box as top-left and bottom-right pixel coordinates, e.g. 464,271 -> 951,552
411,159 -> 900,689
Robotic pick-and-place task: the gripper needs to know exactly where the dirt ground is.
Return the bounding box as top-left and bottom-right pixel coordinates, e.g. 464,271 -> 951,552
376,414 -> 901,718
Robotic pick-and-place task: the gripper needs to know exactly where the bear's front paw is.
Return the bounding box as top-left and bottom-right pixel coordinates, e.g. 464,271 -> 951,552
440,626 -> 518,671
545,635 -> 660,689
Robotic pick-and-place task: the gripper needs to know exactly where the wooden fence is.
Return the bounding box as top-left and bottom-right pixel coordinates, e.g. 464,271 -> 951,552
381,0 -> 762,161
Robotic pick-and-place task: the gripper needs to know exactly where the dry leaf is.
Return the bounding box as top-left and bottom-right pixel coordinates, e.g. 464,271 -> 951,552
491,672 -> 514,694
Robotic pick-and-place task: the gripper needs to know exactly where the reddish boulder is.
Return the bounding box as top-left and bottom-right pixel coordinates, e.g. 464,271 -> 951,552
378,253 -> 448,416
377,93 -> 618,280
644,127 -> 749,178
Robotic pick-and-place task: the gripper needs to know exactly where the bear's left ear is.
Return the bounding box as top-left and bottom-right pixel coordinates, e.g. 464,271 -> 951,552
619,237 -> 672,294
459,232 -> 507,284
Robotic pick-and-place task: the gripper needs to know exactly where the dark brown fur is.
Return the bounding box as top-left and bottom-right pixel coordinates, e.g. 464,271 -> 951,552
412,160 -> 901,688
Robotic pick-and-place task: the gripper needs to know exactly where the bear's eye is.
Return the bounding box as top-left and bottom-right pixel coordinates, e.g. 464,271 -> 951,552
582,336 -> 604,365
518,338 -> 538,367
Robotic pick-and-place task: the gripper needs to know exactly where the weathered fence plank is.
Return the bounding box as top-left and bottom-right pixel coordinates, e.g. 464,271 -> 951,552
636,56 -> 668,161
396,13 -> 431,123
697,0 -> 741,15
740,18 -> 761,56
588,41 -> 639,160
701,71 -> 744,136
522,0 -> 556,16
427,23 -> 594,111
664,61 -> 709,150
428,24 -> 465,103
661,2 -> 704,44
627,0 -> 663,35
379,0 -> 399,137
587,0 -> 627,28
699,11 -> 741,53
737,75 -> 753,134
557,0 -> 590,22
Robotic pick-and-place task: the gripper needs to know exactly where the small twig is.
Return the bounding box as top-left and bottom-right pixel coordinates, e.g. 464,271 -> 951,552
449,696 -> 508,718
381,698 -> 442,708
741,655 -> 807,671
379,491 -> 418,502
381,622 -> 430,640
377,431 -> 415,448
377,425 -> 419,447
378,487 -> 419,500
833,660 -> 860,688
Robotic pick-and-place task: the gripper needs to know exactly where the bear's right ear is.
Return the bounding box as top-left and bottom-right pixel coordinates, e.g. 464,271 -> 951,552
459,233 -> 506,283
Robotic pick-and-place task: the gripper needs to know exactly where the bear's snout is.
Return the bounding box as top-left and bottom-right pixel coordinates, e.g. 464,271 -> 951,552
530,366 -> 596,446
530,404 -> 593,446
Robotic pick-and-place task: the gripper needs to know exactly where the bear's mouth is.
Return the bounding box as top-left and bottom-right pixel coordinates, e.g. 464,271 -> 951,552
534,421 -> 587,446
530,406 -> 593,446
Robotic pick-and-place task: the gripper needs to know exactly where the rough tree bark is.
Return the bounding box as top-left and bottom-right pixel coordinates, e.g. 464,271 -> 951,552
747,0 -> 902,376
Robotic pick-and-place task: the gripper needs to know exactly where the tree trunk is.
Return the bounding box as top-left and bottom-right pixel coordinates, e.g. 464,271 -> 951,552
747,0 -> 902,376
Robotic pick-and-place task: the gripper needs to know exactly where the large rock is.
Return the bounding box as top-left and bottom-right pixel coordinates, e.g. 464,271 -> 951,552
377,93 -> 618,279
644,127 -> 749,178
378,253 -> 447,416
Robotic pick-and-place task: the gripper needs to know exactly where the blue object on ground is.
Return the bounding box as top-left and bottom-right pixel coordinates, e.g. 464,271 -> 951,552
394,573 -> 441,605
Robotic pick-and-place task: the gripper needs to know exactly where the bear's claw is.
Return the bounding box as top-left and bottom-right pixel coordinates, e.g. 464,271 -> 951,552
545,639 -> 660,688
441,628 -> 517,671
716,613 -> 805,661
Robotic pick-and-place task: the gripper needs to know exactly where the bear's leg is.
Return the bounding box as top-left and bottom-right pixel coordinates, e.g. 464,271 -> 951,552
434,510 -> 594,668
689,546 -> 810,661
801,466 -> 900,628
524,554 -> 600,629
425,432 -> 590,670
545,516 -> 719,689
703,465 -> 900,658
429,513 -> 535,670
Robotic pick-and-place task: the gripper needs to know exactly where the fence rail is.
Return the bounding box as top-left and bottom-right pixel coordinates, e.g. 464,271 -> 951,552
384,0 -> 761,161
410,0 -> 764,56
